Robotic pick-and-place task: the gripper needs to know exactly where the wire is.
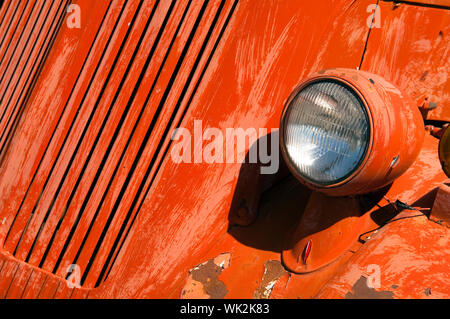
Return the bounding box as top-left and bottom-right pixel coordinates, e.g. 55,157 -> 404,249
358,198 -> 429,243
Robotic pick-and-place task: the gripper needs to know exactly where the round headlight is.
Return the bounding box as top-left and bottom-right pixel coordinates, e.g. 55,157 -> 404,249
280,69 -> 425,196
282,80 -> 370,185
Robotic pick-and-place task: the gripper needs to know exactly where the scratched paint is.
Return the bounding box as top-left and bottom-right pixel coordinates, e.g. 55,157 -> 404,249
317,211 -> 450,299
362,1 -> 450,121
92,0 -> 377,299
0,0 -> 448,299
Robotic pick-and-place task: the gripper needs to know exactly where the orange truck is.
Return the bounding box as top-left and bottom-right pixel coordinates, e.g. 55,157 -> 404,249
0,0 -> 448,299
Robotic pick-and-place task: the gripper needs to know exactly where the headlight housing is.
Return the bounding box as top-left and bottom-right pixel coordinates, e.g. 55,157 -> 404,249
280,69 -> 425,196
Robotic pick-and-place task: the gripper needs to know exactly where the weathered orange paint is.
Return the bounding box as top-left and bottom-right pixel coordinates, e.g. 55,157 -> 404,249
281,193 -> 372,274
0,0 -> 448,299
169,134 -> 448,299
363,1 -> 450,121
316,208 -> 450,299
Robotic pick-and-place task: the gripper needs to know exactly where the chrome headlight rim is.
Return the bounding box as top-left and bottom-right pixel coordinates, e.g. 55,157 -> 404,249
280,75 -> 374,189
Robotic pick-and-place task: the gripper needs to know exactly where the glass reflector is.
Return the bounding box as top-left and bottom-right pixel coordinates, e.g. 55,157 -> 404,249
283,80 -> 370,185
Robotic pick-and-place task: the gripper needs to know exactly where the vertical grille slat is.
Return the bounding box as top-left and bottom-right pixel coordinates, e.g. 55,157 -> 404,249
20,269 -> 46,299
0,1 -> 29,74
0,1 -> 65,155
49,0 -> 185,279
0,257 -> 19,298
2,0 -> 69,252
0,1 -> 15,50
0,0 -> 68,167
0,1 -> 10,27
13,0 -> 145,262
101,0 -> 239,285
40,0 -> 167,273
0,0 -> 238,289
0,0 -> 57,108
4,263 -> 32,299
0,0 -> 42,104
90,0 -> 239,287
76,0 -> 215,287
3,0 -> 133,255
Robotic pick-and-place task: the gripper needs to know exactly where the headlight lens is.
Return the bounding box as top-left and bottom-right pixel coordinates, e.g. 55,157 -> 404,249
282,80 -> 370,185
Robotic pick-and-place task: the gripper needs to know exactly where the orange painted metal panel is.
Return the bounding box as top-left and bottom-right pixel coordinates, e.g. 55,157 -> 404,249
88,0 -> 377,298
0,0 -> 112,247
25,0 -> 156,275
9,0 -> 146,263
362,1 -> 450,121
0,0 -> 65,155
52,281 -> 74,299
77,0 -> 234,288
70,287 -> 90,299
0,0 -> 448,299
0,1 -> 29,77
317,211 -> 450,298
0,1 -> 15,34
173,134 -> 448,299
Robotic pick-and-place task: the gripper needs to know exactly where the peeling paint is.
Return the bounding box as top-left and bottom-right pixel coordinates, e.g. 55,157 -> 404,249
181,253 -> 231,299
254,260 -> 288,299
345,276 -> 394,299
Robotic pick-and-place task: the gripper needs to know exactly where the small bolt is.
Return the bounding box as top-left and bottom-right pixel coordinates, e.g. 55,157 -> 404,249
237,206 -> 249,219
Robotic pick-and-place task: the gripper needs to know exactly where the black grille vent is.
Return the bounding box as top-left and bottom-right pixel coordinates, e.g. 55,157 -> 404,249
0,0 -> 237,288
